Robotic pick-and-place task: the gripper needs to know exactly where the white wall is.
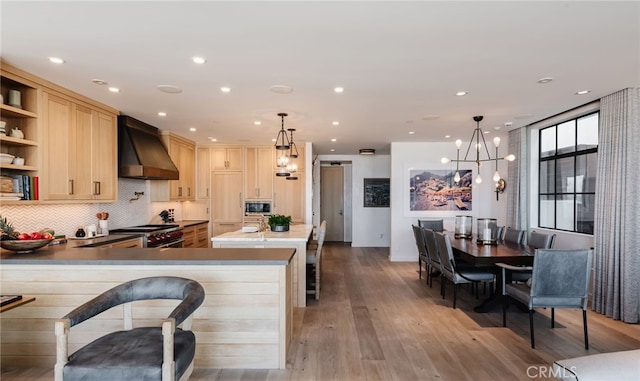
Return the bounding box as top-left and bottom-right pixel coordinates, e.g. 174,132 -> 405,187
312,154 -> 391,247
390,142 -> 510,262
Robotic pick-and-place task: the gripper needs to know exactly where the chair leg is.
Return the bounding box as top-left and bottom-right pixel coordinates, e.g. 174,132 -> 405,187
425,264 -> 431,286
583,309 -> 589,350
453,284 -> 458,309
551,308 -> 555,328
502,295 -> 508,327
529,310 -> 535,349
418,259 -> 422,279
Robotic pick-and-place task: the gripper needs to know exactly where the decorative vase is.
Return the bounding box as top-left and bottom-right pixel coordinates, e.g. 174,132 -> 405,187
270,224 -> 290,232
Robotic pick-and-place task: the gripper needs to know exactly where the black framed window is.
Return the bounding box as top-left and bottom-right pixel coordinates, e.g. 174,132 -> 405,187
538,112 -> 598,234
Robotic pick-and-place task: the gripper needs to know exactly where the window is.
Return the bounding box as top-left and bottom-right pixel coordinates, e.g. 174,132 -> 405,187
538,112 -> 598,234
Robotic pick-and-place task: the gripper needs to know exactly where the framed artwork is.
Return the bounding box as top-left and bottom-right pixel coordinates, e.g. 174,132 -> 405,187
408,169 -> 473,212
364,178 -> 390,207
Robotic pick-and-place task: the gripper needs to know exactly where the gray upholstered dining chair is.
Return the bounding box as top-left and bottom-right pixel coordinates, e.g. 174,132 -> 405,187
54,276 -> 205,381
503,227 -> 525,244
307,220 -> 327,300
412,224 -> 430,281
433,231 -> 495,309
418,219 -> 444,232
512,230 -> 556,283
498,248 -> 593,349
422,227 -> 443,289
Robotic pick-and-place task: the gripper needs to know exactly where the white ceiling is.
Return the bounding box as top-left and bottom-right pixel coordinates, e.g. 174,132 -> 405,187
1,1 -> 639,155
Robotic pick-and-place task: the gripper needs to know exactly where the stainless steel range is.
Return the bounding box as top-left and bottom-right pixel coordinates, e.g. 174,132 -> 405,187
109,224 -> 184,248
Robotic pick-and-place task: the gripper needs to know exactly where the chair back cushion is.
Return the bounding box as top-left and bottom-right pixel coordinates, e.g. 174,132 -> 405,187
422,227 -> 441,268
504,228 -> 525,244
412,224 -> 428,260
418,219 -> 444,232
529,231 -> 555,249
529,249 -> 593,308
433,231 -> 455,277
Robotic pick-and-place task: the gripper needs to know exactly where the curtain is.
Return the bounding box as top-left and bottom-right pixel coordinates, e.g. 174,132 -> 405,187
593,87 -> 640,323
506,127 -> 528,231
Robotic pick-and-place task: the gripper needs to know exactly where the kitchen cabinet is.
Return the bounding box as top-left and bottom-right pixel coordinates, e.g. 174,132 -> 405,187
196,147 -> 210,199
212,147 -> 242,171
211,171 -> 243,236
245,146 -> 273,199
41,92 -> 117,201
182,223 -> 209,248
161,132 -> 195,201
105,237 -> 143,248
273,171 -> 305,223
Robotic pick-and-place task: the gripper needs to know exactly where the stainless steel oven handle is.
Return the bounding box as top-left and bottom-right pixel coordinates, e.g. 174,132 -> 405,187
153,239 -> 185,248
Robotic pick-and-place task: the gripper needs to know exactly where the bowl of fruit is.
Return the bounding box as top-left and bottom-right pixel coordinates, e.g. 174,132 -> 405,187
0,216 -> 54,253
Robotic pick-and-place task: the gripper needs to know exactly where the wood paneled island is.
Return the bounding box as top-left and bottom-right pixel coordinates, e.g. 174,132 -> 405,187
0,246 -> 295,369
211,224 -> 314,307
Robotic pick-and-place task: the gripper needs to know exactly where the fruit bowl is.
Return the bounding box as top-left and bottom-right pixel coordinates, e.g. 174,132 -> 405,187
1,239 -> 53,253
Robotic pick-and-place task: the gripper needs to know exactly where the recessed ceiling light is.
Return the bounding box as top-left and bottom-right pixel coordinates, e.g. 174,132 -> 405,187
209,137 -> 217,142
331,138 -> 337,142
158,112 -> 167,117
271,138 -> 277,142
422,115 -> 440,121
575,90 -> 591,95
220,87 -> 231,93
92,79 -> 108,85
157,85 -> 183,94
359,149 -> 375,155
48,57 -> 65,64
108,87 -> 120,93
189,127 -> 197,132
408,131 -> 415,135
332,121 -> 339,126
445,135 -> 451,138
334,87 -> 344,93
456,91 -> 468,96
270,85 -> 293,94
330,148 -> 336,152
192,56 -> 206,64
254,121 -> 261,125
538,77 -> 553,84
484,130 -> 490,134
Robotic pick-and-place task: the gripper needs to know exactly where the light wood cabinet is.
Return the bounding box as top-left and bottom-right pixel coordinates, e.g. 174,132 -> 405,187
41,91 -> 117,201
273,171 -> 305,223
162,133 -> 195,201
211,171 -> 243,236
105,237 -> 143,248
245,146 -> 273,199
183,223 -> 209,248
212,222 -> 243,237
196,147 -> 210,199
212,147 -> 243,171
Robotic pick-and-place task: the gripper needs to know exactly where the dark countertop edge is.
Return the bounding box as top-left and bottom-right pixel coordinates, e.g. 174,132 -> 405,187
176,220 -> 209,228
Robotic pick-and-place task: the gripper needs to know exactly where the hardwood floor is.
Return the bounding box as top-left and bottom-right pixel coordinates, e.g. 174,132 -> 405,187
2,243 -> 639,380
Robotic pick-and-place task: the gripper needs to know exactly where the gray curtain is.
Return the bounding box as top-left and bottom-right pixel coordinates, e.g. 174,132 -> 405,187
506,127 -> 528,231
593,87 -> 640,323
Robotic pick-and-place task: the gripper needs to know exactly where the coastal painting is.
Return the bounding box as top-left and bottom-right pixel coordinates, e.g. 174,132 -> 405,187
409,169 -> 473,211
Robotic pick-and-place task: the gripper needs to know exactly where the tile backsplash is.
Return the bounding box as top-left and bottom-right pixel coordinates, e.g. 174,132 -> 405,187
0,178 -> 187,237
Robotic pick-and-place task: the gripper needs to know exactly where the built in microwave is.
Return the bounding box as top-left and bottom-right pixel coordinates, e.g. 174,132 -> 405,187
244,201 -> 272,215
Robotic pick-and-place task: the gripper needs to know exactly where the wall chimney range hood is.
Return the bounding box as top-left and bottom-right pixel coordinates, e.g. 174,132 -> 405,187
118,115 -> 179,180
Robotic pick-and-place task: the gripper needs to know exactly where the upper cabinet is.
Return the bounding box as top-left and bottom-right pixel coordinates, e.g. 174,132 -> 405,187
212,146 -> 243,171
245,146 -> 273,200
41,92 -> 117,201
196,147 -> 211,199
162,132 -> 195,201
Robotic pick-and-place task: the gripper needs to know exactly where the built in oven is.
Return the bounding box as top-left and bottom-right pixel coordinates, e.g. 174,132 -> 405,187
244,201 -> 272,215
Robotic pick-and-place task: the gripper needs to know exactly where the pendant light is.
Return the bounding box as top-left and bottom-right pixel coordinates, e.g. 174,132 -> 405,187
286,128 -> 299,180
275,113 -> 291,177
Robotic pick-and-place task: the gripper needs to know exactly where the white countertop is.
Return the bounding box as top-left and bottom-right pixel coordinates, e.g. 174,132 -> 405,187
211,224 -> 314,242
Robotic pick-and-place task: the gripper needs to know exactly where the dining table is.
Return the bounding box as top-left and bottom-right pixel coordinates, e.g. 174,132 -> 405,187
445,231 -> 535,312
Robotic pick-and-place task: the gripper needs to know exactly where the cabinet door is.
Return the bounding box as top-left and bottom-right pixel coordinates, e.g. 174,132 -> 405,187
226,147 -> 243,171
195,224 -> 209,248
196,147 -> 210,199
180,142 -> 195,199
72,104 -> 96,200
182,226 -> 197,248
212,147 -> 243,171
168,139 -> 183,199
42,92 -> 73,200
245,147 -> 273,199
273,171 -> 305,223
212,171 -> 243,222
91,111 -> 117,200
211,148 -> 229,171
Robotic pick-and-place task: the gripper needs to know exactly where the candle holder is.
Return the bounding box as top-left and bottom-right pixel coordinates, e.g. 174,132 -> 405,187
454,215 -> 473,239
477,218 -> 498,245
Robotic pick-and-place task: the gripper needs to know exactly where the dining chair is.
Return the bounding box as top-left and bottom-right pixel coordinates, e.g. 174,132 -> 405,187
433,231 -> 495,309
495,226 -> 506,241
512,230 -> 556,283
422,227 -> 443,289
307,220 -> 327,300
503,227 -> 525,244
418,219 -> 444,232
412,224 -> 430,281
54,276 -> 205,381
498,248 -> 593,349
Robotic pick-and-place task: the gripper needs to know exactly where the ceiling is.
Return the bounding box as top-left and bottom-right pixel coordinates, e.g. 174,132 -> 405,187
1,1 -> 638,155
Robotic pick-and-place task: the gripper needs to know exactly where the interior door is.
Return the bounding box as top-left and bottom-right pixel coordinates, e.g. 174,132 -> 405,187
321,166 -> 344,242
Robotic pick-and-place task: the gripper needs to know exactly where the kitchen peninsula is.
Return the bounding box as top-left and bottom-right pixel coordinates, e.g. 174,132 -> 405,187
0,246 -> 295,369
211,224 -> 314,307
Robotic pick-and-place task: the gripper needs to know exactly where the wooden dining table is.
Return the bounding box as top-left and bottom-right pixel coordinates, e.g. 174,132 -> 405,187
445,231 -> 535,312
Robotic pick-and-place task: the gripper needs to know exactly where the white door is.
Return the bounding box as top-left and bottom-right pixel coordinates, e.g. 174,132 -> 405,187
321,166 -> 344,242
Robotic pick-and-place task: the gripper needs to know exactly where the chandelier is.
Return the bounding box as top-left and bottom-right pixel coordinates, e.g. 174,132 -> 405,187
285,128 -> 299,180
441,115 -> 515,184
275,113 -> 291,177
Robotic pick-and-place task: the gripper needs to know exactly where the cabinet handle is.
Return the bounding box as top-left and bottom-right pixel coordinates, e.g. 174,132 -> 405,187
206,188 -> 209,197
69,180 -> 74,195
178,186 -> 183,197
188,187 -> 191,197
273,192 -> 276,208
93,181 -> 101,195
256,187 -> 260,197
239,192 -> 242,207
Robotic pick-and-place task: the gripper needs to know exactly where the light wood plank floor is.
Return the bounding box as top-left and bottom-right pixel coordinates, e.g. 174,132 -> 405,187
2,244 -> 639,380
